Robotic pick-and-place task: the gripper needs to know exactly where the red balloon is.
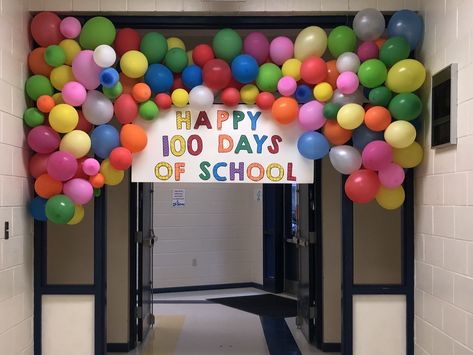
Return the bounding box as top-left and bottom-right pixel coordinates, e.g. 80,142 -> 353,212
73,157 -> 89,179
203,59 -> 231,90
30,12 -> 64,47
109,147 -> 133,170
192,44 -> 215,68
114,94 -> 138,124
172,75 -> 185,91
345,169 -> 380,203
114,28 -> 141,57
227,77 -> 244,90
300,56 -> 327,85
221,87 -> 240,107
29,153 -> 50,179
154,93 -> 172,110
256,92 -> 275,110
75,110 -> 93,133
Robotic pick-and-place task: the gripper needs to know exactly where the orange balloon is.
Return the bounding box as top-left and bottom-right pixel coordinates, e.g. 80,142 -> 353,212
28,47 -> 53,77
89,173 -> 105,188
132,83 -> 151,103
34,173 -> 63,198
375,38 -> 386,49
323,120 -> 352,145
325,60 -> 339,90
119,72 -> 141,94
364,106 -> 392,131
120,124 -> 148,153
271,97 -> 299,124
37,95 -> 55,113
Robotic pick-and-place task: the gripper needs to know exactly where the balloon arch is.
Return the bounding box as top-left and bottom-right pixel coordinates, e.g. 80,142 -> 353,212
26,9 -> 425,225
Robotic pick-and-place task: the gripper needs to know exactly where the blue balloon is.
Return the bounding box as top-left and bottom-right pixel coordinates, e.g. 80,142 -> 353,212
352,124 -> 384,151
231,54 -> 259,84
144,64 -> 173,93
410,117 -> 422,133
91,124 -> 120,159
387,10 -> 424,50
29,196 -> 47,221
99,68 -> 119,88
363,87 -> 371,100
181,65 -> 203,89
297,131 -> 330,160
295,85 -> 313,104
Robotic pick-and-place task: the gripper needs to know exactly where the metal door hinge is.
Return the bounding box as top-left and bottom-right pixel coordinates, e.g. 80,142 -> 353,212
149,313 -> 155,326
135,231 -> 143,244
309,306 -> 316,319
309,232 -> 315,244
136,306 -> 143,319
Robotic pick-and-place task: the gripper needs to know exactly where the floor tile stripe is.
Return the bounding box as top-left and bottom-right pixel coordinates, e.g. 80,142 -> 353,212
260,317 -> 302,355
141,315 -> 185,355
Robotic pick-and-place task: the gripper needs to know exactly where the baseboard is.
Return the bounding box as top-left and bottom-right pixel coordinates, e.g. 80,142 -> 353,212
107,343 -> 133,352
154,282 -> 264,293
320,342 -> 341,352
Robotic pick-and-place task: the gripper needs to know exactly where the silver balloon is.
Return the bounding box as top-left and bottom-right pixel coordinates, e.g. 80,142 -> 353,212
353,8 -> 386,41
331,88 -> 366,106
189,85 -> 214,109
82,90 -> 114,125
336,52 -> 360,73
329,145 -> 362,175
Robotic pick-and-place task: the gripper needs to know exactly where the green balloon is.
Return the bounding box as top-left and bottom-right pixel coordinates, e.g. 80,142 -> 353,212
25,75 -> 54,101
23,107 -> 44,127
327,26 -> 357,58
379,36 -> 411,67
45,195 -> 75,224
139,100 -> 159,120
357,59 -> 387,89
44,45 -> 66,67
103,82 -> 123,100
164,48 -> 188,73
256,63 -> 282,92
94,188 -> 102,198
140,32 -> 168,63
212,28 -> 242,62
323,103 -> 341,119
369,86 -> 392,107
388,93 -> 422,121
79,16 -> 116,49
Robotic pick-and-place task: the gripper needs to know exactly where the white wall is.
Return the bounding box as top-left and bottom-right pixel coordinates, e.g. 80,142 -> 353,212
0,1 -> 33,354
415,1 -> 473,355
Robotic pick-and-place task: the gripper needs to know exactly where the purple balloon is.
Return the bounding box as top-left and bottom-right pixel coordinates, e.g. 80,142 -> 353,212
63,178 -> 93,205
82,158 -> 100,176
362,140 -> 393,171
47,151 -> 78,182
336,71 -> 359,95
357,41 -> 379,62
243,32 -> 270,65
72,50 -> 101,90
27,125 -> 60,154
269,36 -> 294,66
298,100 -> 325,131
278,76 -> 297,96
378,163 -> 405,188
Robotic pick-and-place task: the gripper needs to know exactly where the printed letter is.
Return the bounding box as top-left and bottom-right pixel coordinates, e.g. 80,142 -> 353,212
217,110 -> 229,129
176,111 -> 191,130
218,134 -> 234,153
199,161 -> 211,181
194,111 -> 212,129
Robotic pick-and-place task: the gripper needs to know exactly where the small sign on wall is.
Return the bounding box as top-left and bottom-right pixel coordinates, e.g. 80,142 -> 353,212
172,189 -> 186,208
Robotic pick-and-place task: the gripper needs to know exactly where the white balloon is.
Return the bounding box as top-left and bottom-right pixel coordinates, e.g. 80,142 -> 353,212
336,52 -> 360,73
82,90 -> 114,125
329,145 -> 362,175
331,88 -> 366,106
353,8 -> 386,42
189,85 -> 214,109
93,45 -> 116,68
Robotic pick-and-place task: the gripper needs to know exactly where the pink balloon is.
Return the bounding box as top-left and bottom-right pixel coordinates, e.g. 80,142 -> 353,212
269,36 -> 294,66
357,42 -> 379,62
243,32 -> 270,65
63,178 -> 93,205
336,71 -> 359,95
298,100 -> 325,131
27,125 -> 60,154
72,50 -> 101,90
82,158 -> 100,176
362,140 -> 393,171
62,81 -> 87,106
277,76 -> 297,96
47,151 -> 78,182
59,17 -> 81,39
378,163 -> 405,188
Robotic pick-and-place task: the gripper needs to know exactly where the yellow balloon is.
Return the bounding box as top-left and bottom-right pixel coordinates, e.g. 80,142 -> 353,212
337,103 -> 364,130
68,205 -> 84,225
59,39 -> 81,65
120,50 -> 148,79
294,26 -> 327,60
376,186 -> 405,210
282,58 -> 302,81
313,82 -> 333,102
240,84 -> 259,105
385,59 -> 426,93
49,103 -> 79,133
393,141 -> 423,168
101,159 -> 124,186
50,65 -> 75,90
60,130 -> 91,158
52,92 -> 64,105
384,121 -> 416,149
187,50 -> 194,65
167,37 -> 186,51
171,88 -> 189,107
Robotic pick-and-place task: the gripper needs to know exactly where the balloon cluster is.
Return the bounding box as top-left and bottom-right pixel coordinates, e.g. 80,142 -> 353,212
26,8 -> 425,224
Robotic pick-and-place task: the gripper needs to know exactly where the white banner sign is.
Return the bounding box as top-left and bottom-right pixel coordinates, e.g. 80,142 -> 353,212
132,105 -> 314,183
